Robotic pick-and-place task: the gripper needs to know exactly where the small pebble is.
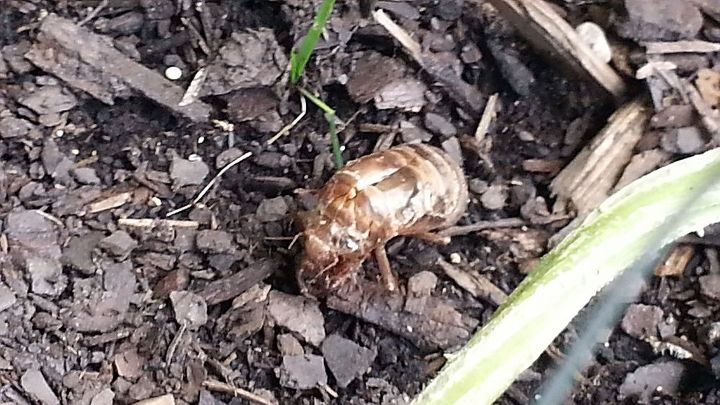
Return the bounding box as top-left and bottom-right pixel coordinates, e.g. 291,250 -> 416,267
481,184 -> 508,210
165,66 -> 182,80
469,178 -> 489,195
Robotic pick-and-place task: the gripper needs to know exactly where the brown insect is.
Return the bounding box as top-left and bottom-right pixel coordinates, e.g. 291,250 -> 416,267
296,143 -> 468,296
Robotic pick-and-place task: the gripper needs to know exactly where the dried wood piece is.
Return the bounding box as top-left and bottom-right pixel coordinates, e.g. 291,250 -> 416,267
551,97 -> 650,214
326,280 -> 479,351
118,218 -> 199,228
644,40 -> 720,54
88,191 -> 133,213
25,14 -> 212,122
197,258 -> 279,305
372,10 -> 484,115
612,149 -> 670,192
655,244 -> 695,277
437,259 -> 508,306
203,380 -> 275,405
485,0 -> 627,99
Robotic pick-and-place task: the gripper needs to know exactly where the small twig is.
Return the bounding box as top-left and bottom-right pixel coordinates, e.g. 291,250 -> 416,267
372,9 -> 422,60
165,322 -> 187,367
79,0 -> 109,26
644,40 -> 720,54
440,218 -> 526,237
372,9 -> 483,115
166,151 -> 253,217
475,93 -> 499,143
169,93 -> 307,217
319,382 -> 339,398
181,17 -> 212,55
34,210 -> 64,227
203,379 -> 274,405
118,218 -> 200,228
266,94 -> 307,145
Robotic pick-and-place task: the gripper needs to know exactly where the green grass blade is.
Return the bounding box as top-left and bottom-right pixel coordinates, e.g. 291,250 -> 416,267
412,147 -> 720,405
290,0 -> 336,84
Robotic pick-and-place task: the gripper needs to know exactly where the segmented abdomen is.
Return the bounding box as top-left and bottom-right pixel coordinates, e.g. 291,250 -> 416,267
316,144 -> 468,245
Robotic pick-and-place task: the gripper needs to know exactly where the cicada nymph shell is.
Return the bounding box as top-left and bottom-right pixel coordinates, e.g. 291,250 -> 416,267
297,143 -> 468,296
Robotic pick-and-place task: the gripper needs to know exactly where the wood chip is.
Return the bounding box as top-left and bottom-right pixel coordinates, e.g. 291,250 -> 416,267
655,244 -> 695,277
551,97 -> 650,214
437,259 -> 508,306
485,0 -> 627,99
327,280 -> 479,351
25,14 -> 211,122
88,191 -> 133,213
197,258 -> 279,305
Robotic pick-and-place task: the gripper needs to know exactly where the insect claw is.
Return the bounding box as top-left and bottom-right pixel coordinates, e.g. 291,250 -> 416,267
374,247 -> 398,292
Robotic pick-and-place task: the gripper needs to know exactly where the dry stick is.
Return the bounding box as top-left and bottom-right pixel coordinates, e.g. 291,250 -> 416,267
118,218 -> 200,228
440,218 -> 526,237
266,95 -> 307,144
165,322 -> 187,367
167,96 -> 307,217
203,379 -> 274,405
644,40 -> 720,54
484,0 -> 627,100
79,0 -> 109,25
166,150 -> 253,217
373,9 -> 484,115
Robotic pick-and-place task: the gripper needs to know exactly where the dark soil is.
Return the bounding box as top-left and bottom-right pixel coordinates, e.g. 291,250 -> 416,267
1,0 -> 720,404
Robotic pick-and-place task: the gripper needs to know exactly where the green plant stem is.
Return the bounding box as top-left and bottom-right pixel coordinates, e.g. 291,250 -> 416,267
412,147 -> 720,405
298,87 -> 334,114
326,112 -> 343,169
298,87 -> 344,168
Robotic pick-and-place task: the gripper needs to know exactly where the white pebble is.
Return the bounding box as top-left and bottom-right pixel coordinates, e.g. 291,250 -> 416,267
575,22 -> 612,64
165,66 -> 183,81
450,252 -> 462,264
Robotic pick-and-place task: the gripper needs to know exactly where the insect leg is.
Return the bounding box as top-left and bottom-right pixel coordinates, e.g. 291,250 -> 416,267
373,246 -> 398,292
412,232 -> 451,245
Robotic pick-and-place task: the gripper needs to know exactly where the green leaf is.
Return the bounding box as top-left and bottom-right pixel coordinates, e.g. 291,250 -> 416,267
412,146 -> 720,405
289,0 -> 336,84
